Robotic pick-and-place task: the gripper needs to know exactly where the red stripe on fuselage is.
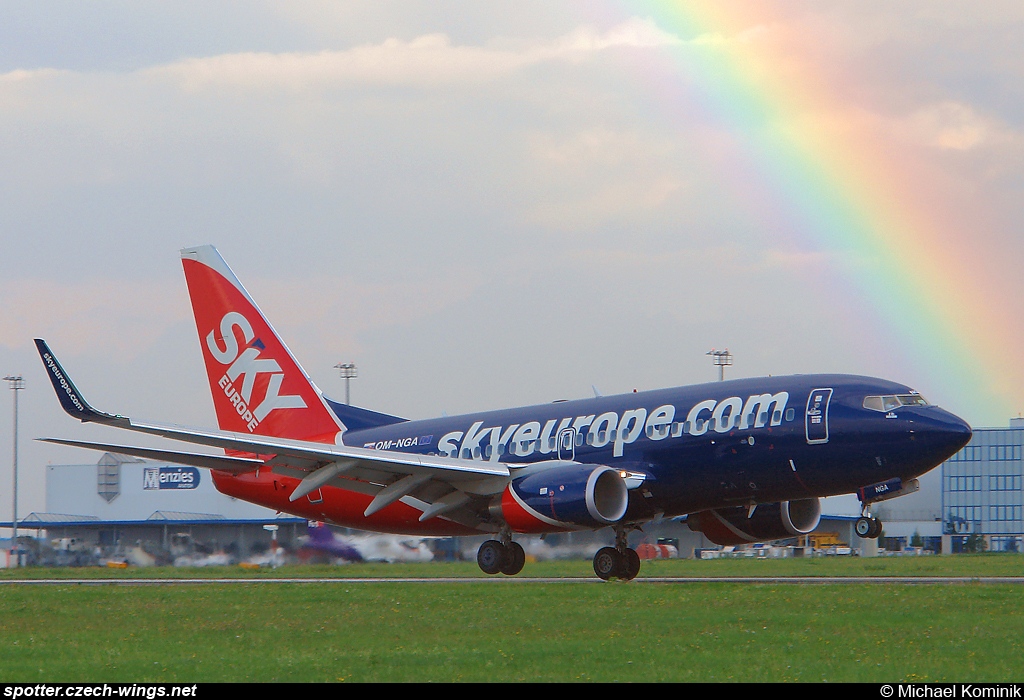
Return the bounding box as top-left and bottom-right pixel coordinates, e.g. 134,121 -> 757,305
500,486 -> 572,534
697,510 -> 758,547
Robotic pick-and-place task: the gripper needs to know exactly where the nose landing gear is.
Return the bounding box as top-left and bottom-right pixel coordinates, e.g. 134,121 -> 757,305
855,515 -> 883,539
855,477 -> 905,540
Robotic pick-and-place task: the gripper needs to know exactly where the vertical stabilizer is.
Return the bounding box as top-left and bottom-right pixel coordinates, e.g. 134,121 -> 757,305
180,245 -> 344,443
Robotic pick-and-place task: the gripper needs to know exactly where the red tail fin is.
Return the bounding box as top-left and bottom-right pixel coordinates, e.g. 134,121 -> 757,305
181,245 -> 343,444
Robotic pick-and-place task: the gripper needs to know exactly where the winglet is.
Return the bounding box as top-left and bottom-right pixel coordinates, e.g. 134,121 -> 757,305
34,339 -> 123,424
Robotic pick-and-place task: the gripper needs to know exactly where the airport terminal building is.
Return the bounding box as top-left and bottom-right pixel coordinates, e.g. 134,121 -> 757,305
6,452 -> 303,565
940,419 -> 1024,551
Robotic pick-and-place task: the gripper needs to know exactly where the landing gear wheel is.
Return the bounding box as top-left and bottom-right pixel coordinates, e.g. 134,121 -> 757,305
868,518 -> 883,539
855,517 -> 873,538
855,517 -> 883,539
593,546 -> 623,581
477,539 -> 506,575
500,541 -> 526,576
621,548 -> 641,581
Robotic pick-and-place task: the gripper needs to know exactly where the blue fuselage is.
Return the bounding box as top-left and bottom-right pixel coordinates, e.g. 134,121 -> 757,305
339,374 -> 972,519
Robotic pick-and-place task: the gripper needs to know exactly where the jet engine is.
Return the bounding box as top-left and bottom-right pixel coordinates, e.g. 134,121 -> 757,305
494,464 -> 629,532
687,498 -> 821,546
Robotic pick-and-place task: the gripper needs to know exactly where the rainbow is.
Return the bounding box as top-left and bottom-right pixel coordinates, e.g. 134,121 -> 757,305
603,2 -> 1019,425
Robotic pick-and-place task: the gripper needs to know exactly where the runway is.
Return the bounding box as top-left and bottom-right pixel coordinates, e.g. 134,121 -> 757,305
3,576 -> 1024,585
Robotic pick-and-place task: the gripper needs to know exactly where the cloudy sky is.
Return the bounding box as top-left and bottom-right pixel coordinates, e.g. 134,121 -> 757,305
1,2 -> 1022,521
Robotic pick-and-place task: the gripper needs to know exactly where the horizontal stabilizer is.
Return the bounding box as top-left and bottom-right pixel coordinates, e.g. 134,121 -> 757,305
38,438 -> 264,474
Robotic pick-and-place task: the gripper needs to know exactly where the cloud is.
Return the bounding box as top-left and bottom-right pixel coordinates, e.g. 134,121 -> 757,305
134,18 -> 681,92
250,271 -> 483,357
902,101 -> 1017,151
525,176 -> 685,231
0,268 -> 482,364
522,128 -> 689,230
0,278 -> 189,358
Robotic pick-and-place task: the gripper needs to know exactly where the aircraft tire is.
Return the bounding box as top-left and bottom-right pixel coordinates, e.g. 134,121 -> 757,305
477,539 -> 506,575
868,518 -> 883,539
855,517 -> 873,538
593,546 -> 623,581
621,548 -> 641,581
500,541 -> 526,576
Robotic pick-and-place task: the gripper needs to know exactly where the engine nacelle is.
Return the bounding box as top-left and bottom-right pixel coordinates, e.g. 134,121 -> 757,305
687,498 -> 821,546
495,464 -> 629,533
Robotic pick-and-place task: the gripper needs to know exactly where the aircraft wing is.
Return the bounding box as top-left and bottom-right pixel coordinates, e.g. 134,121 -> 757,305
36,339 -> 510,524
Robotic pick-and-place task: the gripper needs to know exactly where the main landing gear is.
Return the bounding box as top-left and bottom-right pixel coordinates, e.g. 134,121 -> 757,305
477,533 -> 526,576
593,526 -> 641,581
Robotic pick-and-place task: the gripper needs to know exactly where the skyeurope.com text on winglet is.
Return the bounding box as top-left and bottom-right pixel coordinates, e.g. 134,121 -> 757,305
34,338 -> 126,425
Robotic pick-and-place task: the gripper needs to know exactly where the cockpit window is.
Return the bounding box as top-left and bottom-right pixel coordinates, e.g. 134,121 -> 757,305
863,393 -> 929,412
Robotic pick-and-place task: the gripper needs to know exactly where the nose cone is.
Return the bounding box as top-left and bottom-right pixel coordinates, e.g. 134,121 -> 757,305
922,407 -> 973,460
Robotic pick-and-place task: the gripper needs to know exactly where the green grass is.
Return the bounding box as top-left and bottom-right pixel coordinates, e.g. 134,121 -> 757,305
1,552 -> 1022,579
1,556 -> 1023,682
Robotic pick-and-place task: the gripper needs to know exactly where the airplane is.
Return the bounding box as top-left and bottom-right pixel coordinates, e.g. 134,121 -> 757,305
299,522 -> 435,564
35,245 -> 973,580
299,521 -> 365,563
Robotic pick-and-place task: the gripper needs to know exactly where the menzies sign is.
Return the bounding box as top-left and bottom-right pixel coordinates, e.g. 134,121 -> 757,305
143,466 -> 201,490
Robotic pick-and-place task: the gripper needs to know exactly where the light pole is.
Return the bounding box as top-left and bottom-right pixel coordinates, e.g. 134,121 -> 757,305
335,363 -> 357,405
3,375 -> 23,568
706,349 -> 733,382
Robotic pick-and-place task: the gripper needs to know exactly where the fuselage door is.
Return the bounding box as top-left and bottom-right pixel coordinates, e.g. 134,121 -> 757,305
558,427 -> 576,461
805,388 -> 833,444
